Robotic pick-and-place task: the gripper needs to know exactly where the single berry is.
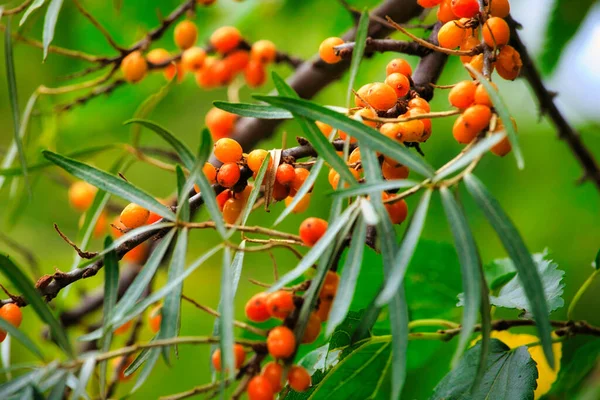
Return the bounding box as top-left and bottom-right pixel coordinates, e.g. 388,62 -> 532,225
451,0 -> 479,18
385,73 -> 411,98
68,181 -> 97,211
267,326 -> 296,359
348,148 -> 361,165
247,149 -> 271,172
121,51 -> 148,83
459,35 -> 479,63
214,138 -> 243,163
448,80 -> 476,109
489,0 -> 510,18
496,45 -> 522,80
262,362 -> 284,392
272,181 -> 291,201
437,0 -> 458,23
354,108 -> 378,128
382,161 -> 410,180
316,299 -> 332,321
467,54 -> 487,78
266,291 -> 295,319
245,60 -> 267,87
363,82 -> 398,111
284,194 -> 311,214
123,242 -> 149,264
174,20 -> 198,50
354,83 -> 374,107
482,17 -> 510,47
251,40 -> 277,64
217,163 -> 241,188
112,356 -> 134,382
114,320 -> 133,335
222,197 -> 244,224
147,48 -> 177,80
474,81 -> 497,106
319,271 -> 340,301
407,97 -> 431,112
438,21 -> 466,49
213,60 -> 234,85
276,164 -> 296,185
148,304 -> 162,333
79,211 -> 107,238
288,366 -> 311,392
196,57 -> 219,89
386,58 -> 412,77
318,37 -> 344,64
302,313 -> 322,344
248,375 -> 275,400
383,195 -> 409,224
181,47 -> 206,72
316,121 -> 333,137
405,107 -> 432,141
299,217 -> 328,246
211,344 -> 246,371
120,203 -> 150,229
203,162 -> 218,184
225,50 -> 250,73
291,168 -> 310,193
211,26 -> 242,53
0,304 -> 22,328
452,115 -> 478,144
245,292 -> 271,322
463,104 -> 493,133
206,108 -> 237,139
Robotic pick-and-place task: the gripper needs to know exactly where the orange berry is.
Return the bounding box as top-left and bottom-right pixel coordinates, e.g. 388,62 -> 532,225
405,107 -> 432,141
245,292 -> 271,322
248,375 -> 275,400
319,37 -> 344,64
328,169 -> 339,189
217,163 -> 241,188
121,51 -> 148,83
147,48 -> 177,80
291,168 -> 310,192
266,291 -> 295,319
482,17 -> 510,47
353,108 -> 378,128
215,190 -> 232,211
288,366 -> 311,392
324,270 -> 340,285
234,184 -> 253,201
489,0 -> 510,18
284,194 -> 311,214
112,356 -> 134,382
491,133 -> 512,156
448,80 -> 476,109
438,20 -> 466,49
114,320 -> 133,335
181,47 -> 206,72
267,326 -> 296,359
451,0 -> 479,18
363,82 -> 398,111
467,53 -> 486,78
148,304 -> 162,333
123,242 -> 149,264
418,0 -> 443,7
174,20 -> 198,50
206,107 -> 237,140
120,203 -> 150,229
463,104 -> 493,132
195,57 -> 219,88
386,58 -> 412,77
437,0 -> 458,23
384,197 -> 408,224
203,162 -> 218,184
262,362 -> 284,392
339,130 -> 357,144
459,35 -> 479,63
384,120 -> 425,142
316,299 -> 332,321
147,199 -> 167,224
385,73 -> 410,98
272,181 -> 291,201
474,81 -> 497,106
382,160 -> 409,180
380,122 -> 403,143
245,59 -> 267,87
354,83 -> 374,107
224,50 -> 250,73
276,164 -> 296,185
0,303 -> 22,328
211,26 -> 242,54
212,60 -> 234,85
247,149 -> 271,172
408,97 -> 430,112
214,138 -> 243,163
452,115 -> 478,144
348,147 -> 361,165
251,40 -> 277,64
78,211 -> 107,238
211,344 -> 246,371
69,181 -> 97,211
316,121 -> 333,137
222,198 -> 244,224
319,271 -> 339,301
299,217 -> 328,246
302,313 -> 322,344
496,45 -> 522,81
0,331 -> 6,343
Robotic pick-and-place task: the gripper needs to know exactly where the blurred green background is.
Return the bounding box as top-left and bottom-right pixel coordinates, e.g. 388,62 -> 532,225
0,0 -> 599,398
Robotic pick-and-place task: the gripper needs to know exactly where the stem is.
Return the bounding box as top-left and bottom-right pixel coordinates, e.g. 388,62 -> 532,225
408,318 -> 460,329
567,269 -> 599,320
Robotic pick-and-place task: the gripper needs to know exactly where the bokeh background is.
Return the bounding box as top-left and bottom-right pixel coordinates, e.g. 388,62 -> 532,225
0,0 -> 598,398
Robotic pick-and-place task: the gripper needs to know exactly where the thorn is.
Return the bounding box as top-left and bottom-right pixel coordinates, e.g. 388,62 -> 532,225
54,224 -> 98,259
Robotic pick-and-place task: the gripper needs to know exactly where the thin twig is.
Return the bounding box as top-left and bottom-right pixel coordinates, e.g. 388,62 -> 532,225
73,0 -> 125,51
53,224 -> 98,259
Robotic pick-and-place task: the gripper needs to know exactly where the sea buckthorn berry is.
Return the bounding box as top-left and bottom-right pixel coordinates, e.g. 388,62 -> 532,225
206,107 -> 237,139
276,164 -> 296,185
491,133 -> 512,156
120,203 -> 150,229
331,168 -> 360,190
328,168 -> 338,189
234,184 -> 253,201
452,115 -> 478,144
214,138 -> 243,163
482,17 -> 510,47
147,48 -> 177,80
354,108 -> 378,128
272,181 -> 291,201
316,121 -> 333,137
448,80 -> 476,109
382,161 -> 410,180
266,291 -> 295,319
147,199 -> 166,224
299,217 -> 328,246
451,0 -> 479,18
181,47 -> 206,72
459,35 -> 479,63
391,120 -> 425,142
0,304 -> 23,328
288,366 -> 311,392
195,57 -> 218,88
474,81 -> 498,106
316,299 -> 332,321
339,130 -> 357,144
222,198 -> 244,224
210,26 -> 242,54
384,197 -> 409,225
114,320 -> 133,335
113,356 -> 134,382
213,60 -> 234,85
438,0 -> 458,23
212,344 -> 246,371
174,20 -> 198,50
262,362 -> 284,392
320,271 -> 339,301
463,104 -> 493,133
496,45 -> 522,81
364,82 -> 398,111
385,73 -> 410,98
467,53 -> 486,78
69,181 -> 97,211
438,21 -> 466,49
247,149 -> 270,172
202,162 -> 218,184
248,375 -> 275,400
0,332 -> 6,343
386,58 -> 413,77
245,60 -> 267,87
418,0 -> 443,8
267,326 -> 296,359
216,190 -> 232,211
284,194 -> 311,214
319,37 -> 344,64
111,217 -> 126,238
405,107 -> 432,141
348,148 -> 361,165
380,122 -> 403,144
251,40 -> 277,64
489,0 -> 510,17
245,292 -> 271,322
121,51 -> 148,83
408,97 -> 430,112
124,242 -> 149,266
354,83 -> 374,107
217,163 -> 241,188
148,304 -> 162,333
291,168 -> 310,192
225,50 -> 250,74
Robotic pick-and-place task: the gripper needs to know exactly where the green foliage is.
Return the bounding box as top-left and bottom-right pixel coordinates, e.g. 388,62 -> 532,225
213,102 -> 292,119
42,0 -> 64,60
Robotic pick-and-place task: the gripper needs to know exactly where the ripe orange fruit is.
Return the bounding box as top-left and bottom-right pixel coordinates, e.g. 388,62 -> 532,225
147,48 -> 177,80
203,162 -> 218,184
148,304 -> 162,333
489,0 -> 510,18
262,362 -> 284,392
210,26 -> 242,54
248,375 -> 275,400
206,108 -> 237,139
386,58 -> 412,76
299,217 -> 328,246
174,20 -> 198,50
195,57 -> 219,89
121,51 -> 148,83
181,47 -> 206,72
284,193 -> 311,214
214,138 -> 243,164
245,60 -> 267,87
319,37 -> 344,64
438,0 -> 458,23
448,80 -> 476,109
462,104 -> 493,133
385,73 -> 411,98
407,97 -> 430,112
382,160 -> 409,180
211,343 -> 246,371
452,115 -> 478,144
384,196 -> 408,225
316,299 -> 332,321
225,50 -> 250,73
276,164 -> 296,185
474,81 -> 497,106
68,181 -> 97,211
438,20 -> 466,49
267,326 -> 296,359
459,35 -> 479,63
482,17 -> 510,47
251,40 -> 277,64
363,82 -> 398,111
451,0 -> 479,18
120,203 -> 150,229
0,303 -> 22,328
301,313 -> 321,344
288,365 -> 311,392
112,356 -> 134,382
245,292 -> 271,322
247,149 -> 270,172
266,291 -> 295,319
291,168 -> 310,193
222,198 -> 244,224
114,320 -> 133,335
217,163 -> 241,188
496,45 -> 522,80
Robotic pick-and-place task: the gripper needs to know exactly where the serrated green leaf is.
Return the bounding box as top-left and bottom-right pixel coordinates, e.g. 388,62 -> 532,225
99,237 -> 119,397
20,0 -> 45,26
464,173 -> 554,367
42,150 -> 175,220
125,119 -> 195,170
0,255 -> 73,357
330,179 -> 420,199
42,0 -> 63,60
213,102 -> 292,119
72,354 -> 95,400
347,10 -> 369,107
0,318 -> 44,361
546,337 -> 600,397
254,95 -> 435,178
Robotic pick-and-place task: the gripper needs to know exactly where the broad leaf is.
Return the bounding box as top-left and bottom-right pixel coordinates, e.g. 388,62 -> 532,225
546,337 -> 600,398
213,102 -> 292,119
42,0 -> 64,60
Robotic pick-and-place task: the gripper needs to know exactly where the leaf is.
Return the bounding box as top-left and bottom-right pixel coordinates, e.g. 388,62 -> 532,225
124,119 -> 195,170
253,95 -> 435,178
4,18 -> 29,192
0,318 -> 44,361
546,337 -> 600,397
0,254 -> 73,357
42,0 -> 64,60
346,10 -> 369,107
131,347 -> 161,393
43,150 -> 175,220
99,237 -> 119,396
213,102 -> 292,119
439,187 -> 481,366
47,373 -> 68,400
541,0 -> 595,75
467,67 -> 523,169
431,339 -> 538,400
175,165 -> 190,221
71,354 -> 96,400
237,156 -> 268,228
0,368 -> 45,398
218,247 -> 236,380
20,0 -> 45,26
326,218 -> 366,336
332,180 -> 420,199
464,173 -> 554,367
376,189 -> 432,306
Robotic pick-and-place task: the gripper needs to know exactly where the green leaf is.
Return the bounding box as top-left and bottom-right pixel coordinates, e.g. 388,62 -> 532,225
42,0 -> 63,60
546,337 -> 600,397
71,354 -> 96,400
439,187 -> 481,366
20,0 -> 45,26
237,156 -> 269,228
330,179 -> 421,199
254,95 -> 435,178
42,150 -> 175,220
124,119 -> 195,170
0,368 -> 45,398
541,0 -> 595,75
218,247 -> 237,380
4,18 -> 29,192
47,373 -> 68,400
467,68 -> 523,169
213,102 -> 292,119
0,254 -> 73,357
272,71 -> 297,98
431,339 -> 538,400
0,318 -> 44,361
99,237 -> 119,395
131,347 -> 161,393
175,165 -> 190,221
376,189 -> 432,306
275,156 -> 321,226
464,173 -> 554,367
347,10 -> 369,107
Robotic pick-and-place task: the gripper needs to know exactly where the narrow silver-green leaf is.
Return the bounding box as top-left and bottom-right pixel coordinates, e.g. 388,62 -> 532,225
376,189 -> 432,306
0,368 -> 45,398
124,344 -> 152,377
131,347 -> 160,393
42,0 -> 63,60
125,119 -> 195,170
175,165 -> 190,221
99,237 -> 119,396
332,180 -> 420,199
0,254 -> 73,357
254,95 -> 435,178
464,173 -> 554,367
47,372 -> 68,400
274,157 -> 322,226
358,197 -> 380,226
218,247 -> 235,380
237,156 -> 269,228
71,354 -> 95,400
42,150 -> 175,220
346,10 -> 369,107
20,0 -> 45,26
439,187 -> 481,366
272,72 -> 297,98
0,318 -> 43,360
213,102 -> 292,119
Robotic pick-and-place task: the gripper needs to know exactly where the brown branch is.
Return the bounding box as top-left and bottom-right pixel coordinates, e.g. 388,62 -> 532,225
3,0 -> 32,15
54,79 -> 126,113
73,0 -> 125,52
333,37 -> 431,60
54,224 -> 98,259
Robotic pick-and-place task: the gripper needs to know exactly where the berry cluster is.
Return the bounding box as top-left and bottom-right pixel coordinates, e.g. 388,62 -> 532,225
0,303 -> 23,343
